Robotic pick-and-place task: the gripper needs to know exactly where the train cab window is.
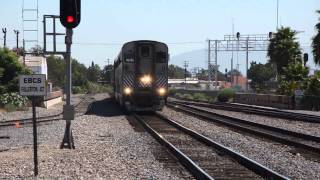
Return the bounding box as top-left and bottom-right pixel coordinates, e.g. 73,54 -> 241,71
140,46 -> 150,57
124,52 -> 134,63
156,52 -> 167,63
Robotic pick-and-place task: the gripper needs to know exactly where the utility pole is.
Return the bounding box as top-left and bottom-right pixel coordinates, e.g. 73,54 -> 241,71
236,63 -> 240,86
277,0 -> 279,29
2,28 -> 7,47
207,40 -> 212,89
14,30 -> 20,49
231,18 -> 234,86
184,60 -> 188,89
245,37 -> 249,92
214,40 -> 218,90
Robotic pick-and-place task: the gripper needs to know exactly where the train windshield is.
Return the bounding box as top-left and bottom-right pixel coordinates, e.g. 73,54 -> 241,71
138,45 -> 153,75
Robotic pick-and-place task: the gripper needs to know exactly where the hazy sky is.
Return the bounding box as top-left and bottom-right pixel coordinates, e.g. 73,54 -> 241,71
0,0 -> 319,71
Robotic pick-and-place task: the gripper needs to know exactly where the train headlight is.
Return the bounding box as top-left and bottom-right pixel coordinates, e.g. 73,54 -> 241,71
140,75 -> 152,84
158,88 -> 166,96
124,87 -> 132,95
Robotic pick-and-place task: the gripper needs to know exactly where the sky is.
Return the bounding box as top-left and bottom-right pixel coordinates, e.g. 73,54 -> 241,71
0,0 -> 319,74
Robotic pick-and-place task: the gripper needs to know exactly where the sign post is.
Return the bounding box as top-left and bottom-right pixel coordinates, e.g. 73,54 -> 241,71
19,74 -> 46,177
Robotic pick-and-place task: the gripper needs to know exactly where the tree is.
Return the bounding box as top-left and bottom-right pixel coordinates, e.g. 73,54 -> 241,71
101,64 -> 114,83
247,62 -> 276,92
47,55 -> 66,88
268,27 -> 302,75
29,45 -> 43,56
304,71 -> 320,96
196,68 -> 227,81
87,61 -> 101,82
168,64 -> 190,79
72,59 -> 88,86
0,48 -> 31,93
312,10 -> 320,65
278,62 -> 309,95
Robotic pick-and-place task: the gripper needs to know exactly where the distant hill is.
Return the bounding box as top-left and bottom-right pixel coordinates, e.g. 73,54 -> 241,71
170,46 -> 319,75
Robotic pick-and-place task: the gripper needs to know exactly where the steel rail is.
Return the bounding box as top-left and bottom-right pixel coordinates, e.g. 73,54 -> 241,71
134,113 -> 289,180
170,99 -> 320,123
168,101 -> 320,154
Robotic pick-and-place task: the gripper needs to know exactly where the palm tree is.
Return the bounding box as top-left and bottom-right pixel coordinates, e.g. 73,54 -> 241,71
268,27 -> 302,75
312,10 -> 320,66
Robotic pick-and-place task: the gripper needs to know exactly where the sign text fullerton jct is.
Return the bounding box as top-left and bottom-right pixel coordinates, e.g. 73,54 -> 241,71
19,75 -> 46,96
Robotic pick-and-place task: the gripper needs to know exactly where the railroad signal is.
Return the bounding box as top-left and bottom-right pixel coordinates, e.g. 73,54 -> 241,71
303,53 -> 308,66
60,0 -> 81,28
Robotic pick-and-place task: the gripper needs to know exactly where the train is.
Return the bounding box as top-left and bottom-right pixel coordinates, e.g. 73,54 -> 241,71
113,40 -> 169,111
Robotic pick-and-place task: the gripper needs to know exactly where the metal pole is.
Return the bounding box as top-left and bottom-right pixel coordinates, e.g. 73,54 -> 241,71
215,40 -> 218,90
14,30 -> 19,49
43,16 -> 46,53
184,60 -> 188,90
32,97 -> 38,176
61,28 -> 75,149
208,40 -> 211,89
2,28 -> 6,47
66,29 -> 72,107
277,0 -> 279,29
53,17 -> 56,53
231,19 -> 234,86
246,37 -> 249,92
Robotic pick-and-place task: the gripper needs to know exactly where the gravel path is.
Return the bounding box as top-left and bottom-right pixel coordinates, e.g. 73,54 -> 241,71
0,94 -> 191,179
192,105 -> 320,138
160,107 -> 320,179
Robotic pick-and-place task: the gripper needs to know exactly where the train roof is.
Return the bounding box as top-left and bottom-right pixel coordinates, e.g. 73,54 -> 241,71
122,40 -> 168,48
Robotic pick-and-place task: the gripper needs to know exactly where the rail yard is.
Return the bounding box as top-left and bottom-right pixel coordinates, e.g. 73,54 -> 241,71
1,0 -> 320,179
1,93 -> 320,179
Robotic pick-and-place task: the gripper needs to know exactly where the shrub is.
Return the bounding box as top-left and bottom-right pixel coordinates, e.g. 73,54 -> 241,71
168,89 -> 178,96
217,88 -> 235,102
4,104 -> 17,112
174,93 -> 183,99
85,82 -> 113,94
0,92 -> 29,111
72,86 -> 87,94
182,93 -> 193,100
193,93 -> 208,101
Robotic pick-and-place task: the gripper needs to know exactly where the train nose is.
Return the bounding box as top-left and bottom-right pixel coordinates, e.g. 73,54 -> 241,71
139,74 -> 152,87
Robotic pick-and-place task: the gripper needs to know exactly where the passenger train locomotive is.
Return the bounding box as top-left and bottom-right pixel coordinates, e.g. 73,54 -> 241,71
113,40 -> 169,111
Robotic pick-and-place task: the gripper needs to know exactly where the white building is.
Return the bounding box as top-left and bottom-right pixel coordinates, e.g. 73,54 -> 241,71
19,55 -> 48,78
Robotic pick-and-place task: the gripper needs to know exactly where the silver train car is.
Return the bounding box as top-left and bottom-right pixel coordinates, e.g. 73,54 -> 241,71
113,40 -> 168,111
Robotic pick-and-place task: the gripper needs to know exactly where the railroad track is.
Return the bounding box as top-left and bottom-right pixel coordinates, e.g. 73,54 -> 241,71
133,112 -> 289,180
168,101 -> 320,155
169,99 -> 320,123
0,94 -> 94,128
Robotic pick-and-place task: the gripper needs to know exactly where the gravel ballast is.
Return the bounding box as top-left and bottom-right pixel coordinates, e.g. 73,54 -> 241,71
160,107 -> 320,179
0,94 -> 85,122
193,105 -> 320,138
0,94 -> 190,179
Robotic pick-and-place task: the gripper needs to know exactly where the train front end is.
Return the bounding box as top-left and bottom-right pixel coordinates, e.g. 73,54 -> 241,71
120,41 -> 168,111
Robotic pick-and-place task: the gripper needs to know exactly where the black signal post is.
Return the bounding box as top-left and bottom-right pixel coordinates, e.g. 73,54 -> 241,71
60,0 -> 81,149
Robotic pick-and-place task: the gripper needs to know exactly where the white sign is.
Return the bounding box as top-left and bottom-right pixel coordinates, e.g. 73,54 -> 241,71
19,74 -> 46,96
294,89 -> 304,97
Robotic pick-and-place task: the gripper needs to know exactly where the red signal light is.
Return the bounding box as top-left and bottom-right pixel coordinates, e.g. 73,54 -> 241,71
67,16 -> 74,23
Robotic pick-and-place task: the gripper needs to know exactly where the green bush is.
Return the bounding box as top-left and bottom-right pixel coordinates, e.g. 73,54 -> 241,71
182,93 -> 193,100
4,104 -> 17,112
168,89 -> 178,96
174,93 -> 183,99
85,82 -> 113,94
193,93 -> 208,101
0,93 -> 29,111
217,88 -> 235,102
72,86 -> 87,94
